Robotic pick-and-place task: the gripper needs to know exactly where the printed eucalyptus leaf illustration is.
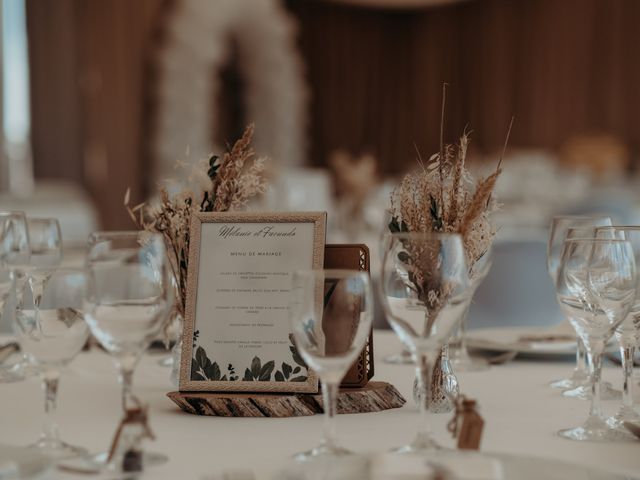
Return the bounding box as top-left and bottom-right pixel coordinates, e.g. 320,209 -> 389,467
251,356 -> 262,379
274,371 -> 285,382
206,362 -> 221,381
290,346 -> 306,368
290,375 -> 308,382
282,362 -> 292,379
243,368 -> 253,381
259,360 -> 275,381
293,366 -> 301,374
191,346 -> 235,381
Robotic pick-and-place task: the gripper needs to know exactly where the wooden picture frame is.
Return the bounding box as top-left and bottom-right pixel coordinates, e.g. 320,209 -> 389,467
179,211 -> 326,393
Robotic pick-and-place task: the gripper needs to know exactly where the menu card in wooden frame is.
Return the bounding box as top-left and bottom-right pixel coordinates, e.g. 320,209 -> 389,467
179,212 -> 326,393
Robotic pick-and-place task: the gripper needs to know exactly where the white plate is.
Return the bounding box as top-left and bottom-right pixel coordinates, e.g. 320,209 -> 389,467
466,325 -> 577,356
441,451 -> 640,480
275,450 -> 640,480
0,444 -> 51,479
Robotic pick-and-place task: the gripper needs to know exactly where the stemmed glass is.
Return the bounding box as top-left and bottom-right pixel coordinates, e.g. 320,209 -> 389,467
26,218 -> 63,308
448,248 -> 492,372
547,215 -> 612,391
595,226 -> 640,430
0,211 -> 30,382
556,238 -> 637,441
13,268 -> 89,458
84,231 -> 173,468
289,269 -> 373,461
381,232 -> 470,452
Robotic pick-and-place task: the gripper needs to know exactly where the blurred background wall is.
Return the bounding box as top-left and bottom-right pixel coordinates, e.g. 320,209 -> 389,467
23,0 -> 640,229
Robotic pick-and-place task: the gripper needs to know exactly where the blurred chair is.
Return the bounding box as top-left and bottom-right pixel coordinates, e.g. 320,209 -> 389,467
467,237 -> 563,330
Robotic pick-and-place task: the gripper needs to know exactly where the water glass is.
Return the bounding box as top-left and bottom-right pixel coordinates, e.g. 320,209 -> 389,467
289,269 -> 373,461
14,268 -> 89,458
547,215 -> 612,391
556,238 -> 636,441
381,232 -> 469,453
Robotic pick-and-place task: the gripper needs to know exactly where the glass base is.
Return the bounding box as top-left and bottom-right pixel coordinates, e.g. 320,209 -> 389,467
559,415 -> 635,442
606,406 -> 640,430
549,373 -> 587,390
58,451 -> 167,476
30,437 -> 87,460
93,451 -> 167,468
562,381 -> 621,400
294,443 -> 352,462
0,365 -> 26,383
390,433 -> 440,454
383,351 -> 413,365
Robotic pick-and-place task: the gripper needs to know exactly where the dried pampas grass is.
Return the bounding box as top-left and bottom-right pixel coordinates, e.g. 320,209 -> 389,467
124,124 -> 268,319
389,92 -> 513,276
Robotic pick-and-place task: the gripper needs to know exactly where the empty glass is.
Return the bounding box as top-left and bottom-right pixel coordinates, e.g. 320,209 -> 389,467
381,232 -> 469,452
596,226 -> 640,429
84,231 -> 173,468
13,268 -> 89,458
0,211 -> 30,382
26,218 -> 63,308
556,238 -> 636,441
547,215 -> 612,391
289,269 -> 373,461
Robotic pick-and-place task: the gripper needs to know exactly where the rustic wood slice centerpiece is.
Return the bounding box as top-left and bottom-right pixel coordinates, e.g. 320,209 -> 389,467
167,381 -> 405,418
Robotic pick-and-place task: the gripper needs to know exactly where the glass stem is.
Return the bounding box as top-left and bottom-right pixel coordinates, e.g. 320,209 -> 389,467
587,342 -> 605,420
321,380 -> 339,449
28,276 -> 44,309
575,337 -> 588,379
117,354 -> 139,412
415,352 -> 435,446
41,369 -> 61,444
621,345 -> 635,410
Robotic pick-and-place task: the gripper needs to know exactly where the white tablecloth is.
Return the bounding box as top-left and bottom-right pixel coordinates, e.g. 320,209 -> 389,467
1,330 -> 639,479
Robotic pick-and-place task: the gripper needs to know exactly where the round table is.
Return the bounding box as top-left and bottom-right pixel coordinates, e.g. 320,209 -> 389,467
1,330 -> 639,479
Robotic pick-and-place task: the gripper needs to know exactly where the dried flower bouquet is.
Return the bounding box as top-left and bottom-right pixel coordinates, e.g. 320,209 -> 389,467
125,125 -> 268,320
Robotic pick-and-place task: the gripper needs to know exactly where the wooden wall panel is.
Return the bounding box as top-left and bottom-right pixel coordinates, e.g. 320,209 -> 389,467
26,0 -> 640,228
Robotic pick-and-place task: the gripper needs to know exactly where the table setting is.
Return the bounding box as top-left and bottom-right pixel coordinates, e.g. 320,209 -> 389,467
1,115 -> 640,480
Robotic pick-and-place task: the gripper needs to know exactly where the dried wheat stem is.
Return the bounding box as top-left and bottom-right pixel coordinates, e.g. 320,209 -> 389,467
460,170 -> 501,238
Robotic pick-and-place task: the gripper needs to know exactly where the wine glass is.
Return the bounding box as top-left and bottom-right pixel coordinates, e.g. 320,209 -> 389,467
289,269 -> 373,461
448,247 -> 492,372
556,238 -> 637,441
559,226 -> 621,400
547,215 -> 612,391
84,231 -> 173,468
13,268 -> 89,458
595,226 -> 640,430
26,218 -> 63,308
0,211 -> 30,383
381,232 -> 470,452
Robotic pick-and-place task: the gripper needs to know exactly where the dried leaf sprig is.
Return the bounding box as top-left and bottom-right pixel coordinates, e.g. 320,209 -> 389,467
125,125 -> 268,320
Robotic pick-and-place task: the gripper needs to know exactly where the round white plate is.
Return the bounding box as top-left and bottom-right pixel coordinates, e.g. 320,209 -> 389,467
275,450 -> 640,480
465,324 -> 621,358
466,325 -> 577,356
0,444 -> 52,479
